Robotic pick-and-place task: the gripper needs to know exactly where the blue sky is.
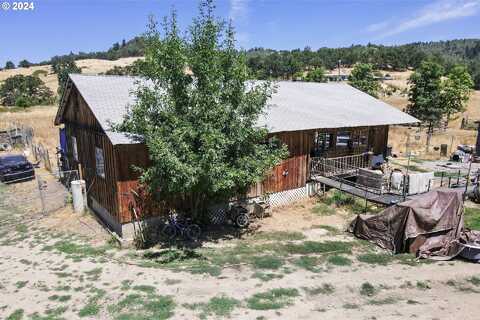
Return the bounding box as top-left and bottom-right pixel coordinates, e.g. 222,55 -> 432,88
0,0 -> 479,65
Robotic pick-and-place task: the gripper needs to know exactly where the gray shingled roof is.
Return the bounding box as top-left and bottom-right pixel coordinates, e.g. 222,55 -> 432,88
61,74 -> 418,145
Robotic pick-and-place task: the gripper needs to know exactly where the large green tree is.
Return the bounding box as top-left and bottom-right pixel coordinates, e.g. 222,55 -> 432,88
18,59 -> 32,68
0,74 -> 54,107
407,61 -> 474,130
348,63 -> 380,97
52,58 -> 81,97
407,60 -> 445,133
4,61 -> 15,69
118,0 -> 287,219
442,64 -> 474,122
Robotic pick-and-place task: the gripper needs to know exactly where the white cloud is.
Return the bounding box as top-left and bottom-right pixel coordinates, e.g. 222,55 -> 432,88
367,0 -> 480,38
229,0 -> 250,22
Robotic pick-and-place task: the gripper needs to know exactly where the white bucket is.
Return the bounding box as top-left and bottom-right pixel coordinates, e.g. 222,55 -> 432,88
71,180 -> 86,213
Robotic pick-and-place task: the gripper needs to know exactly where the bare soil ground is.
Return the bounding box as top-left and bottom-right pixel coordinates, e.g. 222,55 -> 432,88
1,181 -> 480,320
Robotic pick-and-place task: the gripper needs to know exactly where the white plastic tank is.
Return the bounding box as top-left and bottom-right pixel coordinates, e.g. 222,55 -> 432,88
71,180 -> 86,213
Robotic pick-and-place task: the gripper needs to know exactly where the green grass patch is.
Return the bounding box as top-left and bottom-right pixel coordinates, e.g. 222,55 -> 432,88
311,202 -> 336,216
187,261 -> 222,277
302,283 -> 335,296
464,207 -> 480,230
467,276 -> 480,286
192,295 -> 240,318
251,231 -> 306,241
293,256 -> 323,273
416,281 -> 431,290
343,303 -> 359,309
327,255 -> 352,266
6,309 -> 24,320
31,306 -> 68,320
48,294 -> 71,302
252,271 -> 284,282
357,252 -> 393,265
132,285 -> 156,294
284,240 -> 354,255
15,281 -> 28,289
108,293 -> 175,320
324,190 -> 356,206
42,240 -> 108,260
78,288 -> 106,317
252,255 -> 284,270
84,267 -> 102,280
246,288 -> 300,310
15,224 -> 28,234
360,282 -> 377,297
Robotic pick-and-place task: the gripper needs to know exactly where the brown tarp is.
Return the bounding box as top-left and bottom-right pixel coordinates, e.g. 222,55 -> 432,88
348,189 -> 468,260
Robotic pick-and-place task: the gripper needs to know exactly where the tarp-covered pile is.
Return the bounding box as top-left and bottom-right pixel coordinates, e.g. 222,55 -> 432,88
348,188 -> 480,260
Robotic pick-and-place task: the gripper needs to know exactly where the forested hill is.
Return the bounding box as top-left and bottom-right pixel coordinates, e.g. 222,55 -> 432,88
37,38 -> 480,88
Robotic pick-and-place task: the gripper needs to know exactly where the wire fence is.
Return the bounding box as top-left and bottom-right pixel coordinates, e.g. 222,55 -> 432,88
1,121 -> 55,173
0,121 -> 79,218
0,172 -> 74,217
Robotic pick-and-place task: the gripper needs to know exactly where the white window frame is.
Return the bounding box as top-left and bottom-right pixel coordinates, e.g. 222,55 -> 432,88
95,147 -> 105,179
71,136 -> 78,161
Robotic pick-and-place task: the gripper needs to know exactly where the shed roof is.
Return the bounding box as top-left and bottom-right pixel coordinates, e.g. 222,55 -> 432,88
56,74 -> 418,145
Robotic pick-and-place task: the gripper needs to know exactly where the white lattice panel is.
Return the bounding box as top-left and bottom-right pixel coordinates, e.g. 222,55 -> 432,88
269,186 -> 309,207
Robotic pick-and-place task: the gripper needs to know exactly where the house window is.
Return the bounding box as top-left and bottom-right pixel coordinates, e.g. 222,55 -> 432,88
71,136 -> 78,161
312,132 -> 332,157
352,130 -> 368,148
336,131 -> 351,149
95,147 -> 105,178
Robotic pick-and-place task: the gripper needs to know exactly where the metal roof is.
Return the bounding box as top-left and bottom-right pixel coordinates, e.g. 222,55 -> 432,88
58,74 -> 418,145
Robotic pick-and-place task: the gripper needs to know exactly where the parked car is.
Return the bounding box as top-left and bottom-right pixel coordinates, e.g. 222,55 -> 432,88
0,154 -> 35,183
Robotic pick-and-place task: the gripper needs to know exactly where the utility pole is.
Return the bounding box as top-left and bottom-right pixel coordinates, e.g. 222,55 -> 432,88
338,60 -> 341,81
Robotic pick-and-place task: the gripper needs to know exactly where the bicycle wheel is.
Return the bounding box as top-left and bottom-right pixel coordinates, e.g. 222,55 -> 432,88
161,224 -> 177,240
235,213 -> 250,228
186,224 -> 201,241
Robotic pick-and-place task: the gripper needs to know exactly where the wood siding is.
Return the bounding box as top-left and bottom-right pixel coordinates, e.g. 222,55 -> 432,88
63,86 -> 120,223
114,143 -> 150,223
249,126 -> 389,197
60,84 -> 390,224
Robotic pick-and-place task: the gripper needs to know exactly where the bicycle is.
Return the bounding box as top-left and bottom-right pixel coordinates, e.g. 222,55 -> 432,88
158,213 -> 201,241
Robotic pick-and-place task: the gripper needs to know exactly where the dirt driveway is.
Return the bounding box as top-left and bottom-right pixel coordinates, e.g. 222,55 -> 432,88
1,184 -> 480,320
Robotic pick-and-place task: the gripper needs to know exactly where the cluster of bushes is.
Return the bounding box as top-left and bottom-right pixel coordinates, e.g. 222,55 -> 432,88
293,67 -> 326,82
102,59 -> 144,76
0,74 -> 54,107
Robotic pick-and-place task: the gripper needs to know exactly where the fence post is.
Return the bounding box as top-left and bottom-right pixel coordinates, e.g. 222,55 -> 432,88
37,176 -> 47,215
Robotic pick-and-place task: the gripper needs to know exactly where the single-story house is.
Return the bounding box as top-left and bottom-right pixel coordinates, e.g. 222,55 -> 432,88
54,74 -> 418,236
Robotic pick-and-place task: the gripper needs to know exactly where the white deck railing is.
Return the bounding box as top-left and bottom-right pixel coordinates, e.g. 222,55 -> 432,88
310,153 -> 370,177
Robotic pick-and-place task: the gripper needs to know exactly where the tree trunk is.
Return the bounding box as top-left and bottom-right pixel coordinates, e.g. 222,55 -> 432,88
426,123 -> 433,153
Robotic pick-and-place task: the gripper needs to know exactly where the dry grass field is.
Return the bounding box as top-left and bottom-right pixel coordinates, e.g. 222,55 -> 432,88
0,57 -> 142,157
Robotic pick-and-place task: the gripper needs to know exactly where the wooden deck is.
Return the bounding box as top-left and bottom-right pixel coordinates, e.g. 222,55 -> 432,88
312,175 -> 407,206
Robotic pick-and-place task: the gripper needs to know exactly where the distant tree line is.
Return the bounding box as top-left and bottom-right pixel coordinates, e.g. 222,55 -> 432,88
245,40 -> 480,89
5,38 -> 479,88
